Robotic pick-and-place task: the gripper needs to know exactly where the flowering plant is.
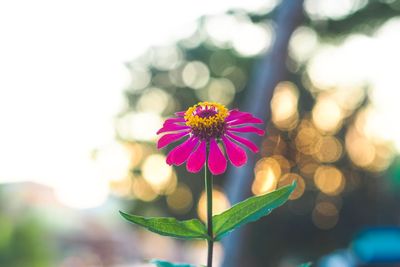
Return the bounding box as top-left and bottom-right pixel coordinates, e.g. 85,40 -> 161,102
120,102 -> 296,267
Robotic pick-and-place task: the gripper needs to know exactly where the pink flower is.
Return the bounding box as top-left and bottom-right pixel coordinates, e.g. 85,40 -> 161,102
157,102 -> 265,175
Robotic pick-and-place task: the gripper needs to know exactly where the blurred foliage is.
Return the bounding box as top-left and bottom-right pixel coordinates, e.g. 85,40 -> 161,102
0,191 -> 54,267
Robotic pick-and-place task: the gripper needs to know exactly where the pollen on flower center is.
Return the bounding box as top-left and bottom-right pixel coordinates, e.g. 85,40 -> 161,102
184,102 -> 229,140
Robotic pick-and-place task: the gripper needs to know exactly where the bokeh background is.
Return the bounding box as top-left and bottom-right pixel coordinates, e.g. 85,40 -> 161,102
1,0 -> 400,266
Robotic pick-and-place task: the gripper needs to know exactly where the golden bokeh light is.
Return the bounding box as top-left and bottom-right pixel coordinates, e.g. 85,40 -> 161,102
346,127 -> 376,168
132,177 -> 158,202
271,81 -> 300,130
252,157 -> 284,195
125,143 -> 144,167
182,61 -> 210,89
312,95 -> 343,134
314,165 -> 345,195
296,154 -> 319,179
312,201 -> 339,230
367,143 -> 395,172
166,183 -> 193,214
109,176 -> 132,198
295,126 -> 321,155
316,193 -> 343,211
142,154 -> 174,194
262,133 -> 288,156
254,157 -> 282,176
277,173 -> 306,200
332,87 -> 365,115
197,188 -> 230,222
252,168 -> 278,196
314,135 -> 343,163
271,155 -> 292,175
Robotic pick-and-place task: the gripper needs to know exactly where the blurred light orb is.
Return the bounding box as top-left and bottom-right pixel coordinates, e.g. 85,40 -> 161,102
346,127 -> 376,168
314,136 -> 343,163
116,112 -> 163,141
295,126 -> 321,155
232,22 -> 273,57
312,95 -> 343,134
204,15 -> 237,48
95,142 -> 132,182
305,0 -> 367,20
297,154 -> 319,178
198,188 -> 230,222
332,87 -> 365,115
289,26 -> 319,62
278,173 -> 306,200
314,166 -> 345,195
271,81 -> 300,130
252,157 -> 281,195
182,61 -> 210,89
255,157 -> 282,177
199,78 -> 235,105
132,177 -> 158,202
209,51 -> 235,76
221,66 -> 247,92
312,201 -> 339,230
128,65 -> 152,91
271,155 -> 291,175
54,161 -> 109,209
137,87 -> 171,114
252,168 -> 278,196
307,36 -> 371,91
109,176 -> 132,197
142,154 -> 173,193
150,45 -> 183,71
167,183 -> 193,214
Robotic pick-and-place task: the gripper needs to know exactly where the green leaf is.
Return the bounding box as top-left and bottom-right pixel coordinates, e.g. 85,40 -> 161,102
212,182 -> 296,240
151,259 -> 197,267
298,262 -> 312,267
119,211 -> 209,240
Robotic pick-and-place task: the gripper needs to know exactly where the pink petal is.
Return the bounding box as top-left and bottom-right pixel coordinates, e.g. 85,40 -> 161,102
227,126 -> 265,136
227,117 -> 263,126
226,110 -> 252,121
207,138 -> 227,175
163,117 -> 186,126
166,137 -> 199,166
157,131 -> 190,149
226,132 -> 259,153
186,140 -> 206,173
175,111 -> 186,117
157,124 -> 190,134
222,136 -> 247,167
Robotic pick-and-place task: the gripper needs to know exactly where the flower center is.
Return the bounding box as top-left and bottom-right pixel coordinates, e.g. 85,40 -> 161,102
184,102 -> 228,140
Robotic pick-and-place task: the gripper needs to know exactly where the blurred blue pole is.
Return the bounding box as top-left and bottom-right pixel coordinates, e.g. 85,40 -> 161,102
221,1 -> 304,266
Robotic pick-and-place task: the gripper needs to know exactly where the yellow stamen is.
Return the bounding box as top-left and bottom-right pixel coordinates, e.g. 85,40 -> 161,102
184,102 -> 228,129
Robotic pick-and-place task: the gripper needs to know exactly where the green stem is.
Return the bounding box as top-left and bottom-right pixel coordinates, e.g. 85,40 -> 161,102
205,155 -> 214,267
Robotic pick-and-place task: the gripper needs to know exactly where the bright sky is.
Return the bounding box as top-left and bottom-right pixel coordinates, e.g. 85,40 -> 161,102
0,0 -> 273,207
